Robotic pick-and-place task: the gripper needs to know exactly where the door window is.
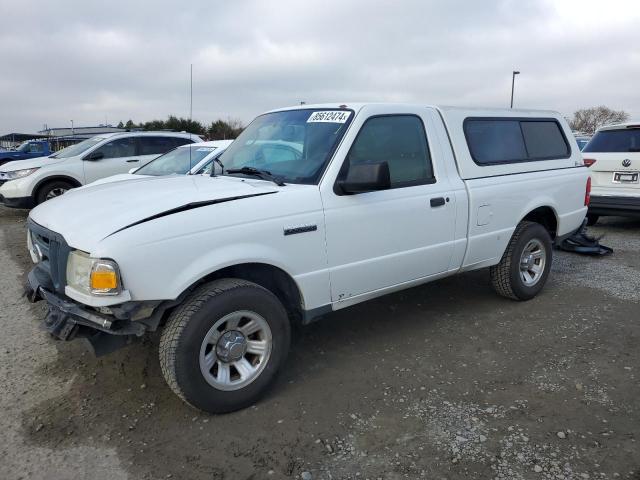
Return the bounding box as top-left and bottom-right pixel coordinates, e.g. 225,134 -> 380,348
170,137 -> 193,148
29,143 -> 44,153
342,115 -> 434,188
139,137 -> 189,155
92,137 -> 137,159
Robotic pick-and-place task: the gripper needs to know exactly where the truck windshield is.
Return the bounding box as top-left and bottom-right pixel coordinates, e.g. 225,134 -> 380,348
16,142 -> 31,152
50,137 -> 105,158
136,146 -> 216,176
218,108 -> 353,184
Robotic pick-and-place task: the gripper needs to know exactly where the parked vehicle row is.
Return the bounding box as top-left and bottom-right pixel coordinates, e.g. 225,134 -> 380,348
89,140 -> 233,187
23,103 -> 589,413
0,131 -> 202,208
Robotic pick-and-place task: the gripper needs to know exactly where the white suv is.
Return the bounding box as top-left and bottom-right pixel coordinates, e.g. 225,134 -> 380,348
582,122 -> 640,224
0,131 -> 202,208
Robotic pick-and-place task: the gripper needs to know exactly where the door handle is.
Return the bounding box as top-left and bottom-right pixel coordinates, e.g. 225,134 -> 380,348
430,197 -> 446,207
126,159 -> 139,163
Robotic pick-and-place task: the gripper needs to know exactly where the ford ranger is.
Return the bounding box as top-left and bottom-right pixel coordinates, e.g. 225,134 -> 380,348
25,103 -> 589,413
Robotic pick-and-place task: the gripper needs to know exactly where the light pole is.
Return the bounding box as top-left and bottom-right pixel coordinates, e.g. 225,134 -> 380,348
510,71 -> 520,108
70,120 -> 74,136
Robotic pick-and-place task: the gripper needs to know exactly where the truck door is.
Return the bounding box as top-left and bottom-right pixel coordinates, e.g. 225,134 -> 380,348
27,142 -> 45,158
321,110 -> 458,303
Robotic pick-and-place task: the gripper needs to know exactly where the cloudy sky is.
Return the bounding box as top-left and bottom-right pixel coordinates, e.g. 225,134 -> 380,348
1,0 -> 639,133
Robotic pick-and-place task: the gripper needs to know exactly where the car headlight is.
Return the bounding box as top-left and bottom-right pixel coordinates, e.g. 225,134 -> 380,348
0,167 -> 40,180
66,250 -> 122,296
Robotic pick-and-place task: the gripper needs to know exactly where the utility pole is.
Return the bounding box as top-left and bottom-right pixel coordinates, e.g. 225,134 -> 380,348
70,120 -> 74,136
510,71 -> 520,108
190,64 -> 193,121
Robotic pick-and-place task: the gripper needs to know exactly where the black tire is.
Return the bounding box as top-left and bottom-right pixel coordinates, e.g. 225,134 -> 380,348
490,221 -> 553,301
35,180 -> 74,205
159,278 -> 291,413
586,214 -> 599,226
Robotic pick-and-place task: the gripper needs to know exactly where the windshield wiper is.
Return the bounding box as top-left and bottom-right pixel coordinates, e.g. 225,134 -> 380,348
226,167 -> 286,186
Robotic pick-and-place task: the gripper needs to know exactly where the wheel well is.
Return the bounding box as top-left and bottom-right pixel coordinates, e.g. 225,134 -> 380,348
521,207 -> 558,239
34,176 -> 82,198
189,263 -> 304,323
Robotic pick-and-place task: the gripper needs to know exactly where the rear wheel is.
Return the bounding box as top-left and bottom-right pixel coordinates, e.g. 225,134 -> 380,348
490,221 -> 553,301
35,180 -> 74,204
586,214 -> 599,226
159,279 -> 291,413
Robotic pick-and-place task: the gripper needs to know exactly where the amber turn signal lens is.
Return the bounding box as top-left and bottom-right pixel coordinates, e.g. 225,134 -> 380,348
91,270 -> 118,290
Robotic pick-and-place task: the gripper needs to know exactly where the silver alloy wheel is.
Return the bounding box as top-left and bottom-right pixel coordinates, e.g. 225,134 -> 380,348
519,239 -> 546,286
199,310 -> 272,391
45,187 -> 68,200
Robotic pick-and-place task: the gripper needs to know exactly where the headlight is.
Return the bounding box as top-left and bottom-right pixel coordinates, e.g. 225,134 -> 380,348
27,230 -> 41,264
0,167 -> 40,180
66,250 -> 122,296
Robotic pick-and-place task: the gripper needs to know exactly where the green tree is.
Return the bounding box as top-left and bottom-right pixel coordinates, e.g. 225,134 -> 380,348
117,121 -> 124,129
141,119 -> 166,131
207,118 -> 244,140
163,115 -> 206,135
125,119 -> 135,129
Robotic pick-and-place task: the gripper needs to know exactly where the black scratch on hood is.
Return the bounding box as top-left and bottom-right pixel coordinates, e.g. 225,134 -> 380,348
105,191 -> 277,238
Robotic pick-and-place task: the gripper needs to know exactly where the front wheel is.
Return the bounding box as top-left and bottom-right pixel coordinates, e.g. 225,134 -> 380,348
159,279 -> 291,413
490,221 -> 553,301
35,180 -> 74,204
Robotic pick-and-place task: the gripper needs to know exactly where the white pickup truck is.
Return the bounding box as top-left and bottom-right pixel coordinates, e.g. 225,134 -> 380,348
25,103 -> 589,413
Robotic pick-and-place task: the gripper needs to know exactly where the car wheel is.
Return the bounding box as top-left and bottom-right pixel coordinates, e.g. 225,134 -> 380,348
586,214 -> 599,226
36,180 -> 74,204
159,278 -> 291,413
490,221 -> 553,301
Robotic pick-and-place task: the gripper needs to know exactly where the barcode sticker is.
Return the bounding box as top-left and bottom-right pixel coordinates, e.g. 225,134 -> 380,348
307,111 -> 351,123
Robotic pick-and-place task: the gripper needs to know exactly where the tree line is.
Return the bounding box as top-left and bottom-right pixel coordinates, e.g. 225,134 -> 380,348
116,116 -> 244,140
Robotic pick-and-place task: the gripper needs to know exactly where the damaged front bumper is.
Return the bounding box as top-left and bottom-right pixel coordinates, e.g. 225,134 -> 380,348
26,267 -> 165,356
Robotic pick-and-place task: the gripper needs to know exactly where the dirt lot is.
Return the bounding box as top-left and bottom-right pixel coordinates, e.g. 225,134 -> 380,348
0,205 -> 638,480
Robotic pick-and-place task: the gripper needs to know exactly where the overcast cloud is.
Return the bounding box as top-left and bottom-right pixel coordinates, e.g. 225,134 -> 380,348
1,0 -> 639,133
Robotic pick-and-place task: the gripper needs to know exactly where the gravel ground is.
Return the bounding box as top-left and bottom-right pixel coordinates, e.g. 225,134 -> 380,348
0,206 -> 638,480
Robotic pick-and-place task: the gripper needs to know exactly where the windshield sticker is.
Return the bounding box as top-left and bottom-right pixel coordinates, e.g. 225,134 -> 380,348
307,111 -> 351,124
196,147 -> 215,152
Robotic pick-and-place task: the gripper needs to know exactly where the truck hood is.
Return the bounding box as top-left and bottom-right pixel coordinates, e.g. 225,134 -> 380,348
85,173 -> 149,187
29,175 -> 279,249
0,155 -> 64,171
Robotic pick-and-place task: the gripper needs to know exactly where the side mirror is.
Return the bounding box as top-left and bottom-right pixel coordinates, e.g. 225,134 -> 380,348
85,151 -> 104,161
338,162 -> 391,194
